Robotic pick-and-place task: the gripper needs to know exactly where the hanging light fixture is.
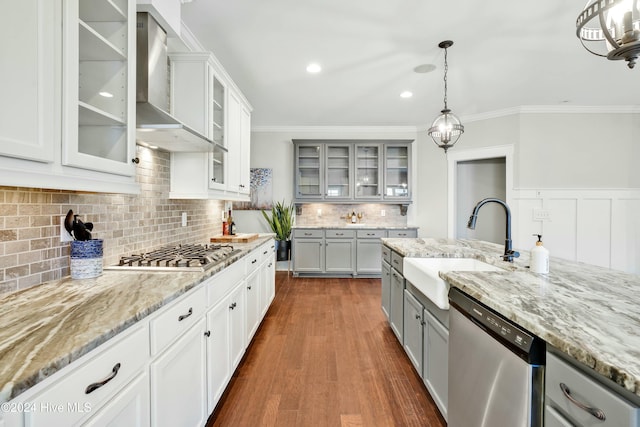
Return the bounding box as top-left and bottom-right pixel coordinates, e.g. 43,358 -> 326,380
577,0 -> 640,69
428,40 -> 464,153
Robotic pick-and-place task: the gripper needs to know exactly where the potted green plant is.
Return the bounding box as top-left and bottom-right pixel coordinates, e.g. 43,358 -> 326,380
261,200 -> 294,261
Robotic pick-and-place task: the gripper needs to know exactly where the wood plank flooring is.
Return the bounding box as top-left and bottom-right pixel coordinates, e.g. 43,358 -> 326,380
206,272 -> 447,427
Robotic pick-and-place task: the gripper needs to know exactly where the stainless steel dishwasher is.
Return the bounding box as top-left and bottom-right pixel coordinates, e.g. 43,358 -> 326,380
448,288 -> 546,427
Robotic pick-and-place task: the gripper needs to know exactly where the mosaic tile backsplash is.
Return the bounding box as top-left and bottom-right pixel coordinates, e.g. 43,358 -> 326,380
0,148 -> 225,296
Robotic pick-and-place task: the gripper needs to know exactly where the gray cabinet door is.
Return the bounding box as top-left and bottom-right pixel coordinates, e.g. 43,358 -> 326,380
381,261 -> 391,319
325,238 -> 355,273
389,267 -> 405,343
383,143 -> 411,200
294,143 -> 324,199
403,290 -> 424,375
293,238 -> 324,272
357,238 -> 382,274
424,308 -> 449,421
325,144 -> 352,200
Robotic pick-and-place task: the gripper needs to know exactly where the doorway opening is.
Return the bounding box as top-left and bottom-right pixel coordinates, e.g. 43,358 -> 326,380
447,145 -> 514,243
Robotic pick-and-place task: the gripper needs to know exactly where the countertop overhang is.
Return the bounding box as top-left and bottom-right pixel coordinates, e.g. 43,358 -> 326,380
382,237 -> 640,402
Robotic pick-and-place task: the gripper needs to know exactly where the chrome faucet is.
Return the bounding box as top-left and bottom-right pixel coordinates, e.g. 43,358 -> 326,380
467,197 -> 520,262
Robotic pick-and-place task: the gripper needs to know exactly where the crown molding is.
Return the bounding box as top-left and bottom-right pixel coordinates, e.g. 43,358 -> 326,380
462,105 -> 640,122
251,125 -> 419,133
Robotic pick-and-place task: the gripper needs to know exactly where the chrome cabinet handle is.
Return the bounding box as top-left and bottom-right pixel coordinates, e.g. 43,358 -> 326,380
304,232 -> 312,236
336,233 -> 344,236
178,307 -> 193,321
85,363 -> 121,394
559,383 -> 606,421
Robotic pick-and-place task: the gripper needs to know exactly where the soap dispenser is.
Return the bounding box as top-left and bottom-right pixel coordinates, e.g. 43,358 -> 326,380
351,211 -> 357,223
530,234 -> 549,274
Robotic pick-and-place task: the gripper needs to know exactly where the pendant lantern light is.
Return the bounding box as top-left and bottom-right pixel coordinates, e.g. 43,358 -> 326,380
577,0 -> 640,69
428,40 -> 464,153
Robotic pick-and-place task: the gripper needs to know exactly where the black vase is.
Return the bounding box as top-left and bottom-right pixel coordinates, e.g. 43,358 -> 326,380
276,240 -> 291,261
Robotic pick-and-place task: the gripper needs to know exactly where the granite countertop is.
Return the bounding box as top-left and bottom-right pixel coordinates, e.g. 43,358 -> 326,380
382,237 -> 640,401
0,236 -> 273,403
293,225 -> 418,229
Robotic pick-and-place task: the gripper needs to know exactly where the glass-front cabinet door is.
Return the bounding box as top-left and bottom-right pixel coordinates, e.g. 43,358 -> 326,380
355,144 -> 381,199
295,143 -> 323,199
209,71 -> 226,190
63,0 -> 135,177
325,144 -> 352,199
384,144 -> 411,200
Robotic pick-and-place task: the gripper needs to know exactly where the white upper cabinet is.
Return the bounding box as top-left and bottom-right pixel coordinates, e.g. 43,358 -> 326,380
62,0 -> 137,177
0,0 -> 139,194
136,0 -> 181,37
169,52 -> 251,200
0,0 -> 58,163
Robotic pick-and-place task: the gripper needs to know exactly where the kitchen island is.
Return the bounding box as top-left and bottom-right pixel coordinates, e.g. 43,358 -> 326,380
0,235 -> 274,416
382,237 -> 640,404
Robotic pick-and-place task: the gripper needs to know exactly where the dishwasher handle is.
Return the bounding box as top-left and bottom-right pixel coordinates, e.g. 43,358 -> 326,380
559,382 -> 606,421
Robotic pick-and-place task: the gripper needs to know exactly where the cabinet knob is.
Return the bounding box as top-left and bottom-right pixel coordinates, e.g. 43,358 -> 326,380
229,302 -> 237,310
212,178 -> 217,182
247,285 -> 252,290
204,330 -> 211,337
131,157 -> 140,164
415,314 -> 421,320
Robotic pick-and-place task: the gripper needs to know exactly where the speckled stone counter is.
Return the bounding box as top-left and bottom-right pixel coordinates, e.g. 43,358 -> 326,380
382,237 -> 640,401
0,236 -> 273,403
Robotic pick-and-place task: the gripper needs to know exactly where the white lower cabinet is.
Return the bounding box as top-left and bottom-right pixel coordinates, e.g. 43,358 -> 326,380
83,372 -> 150,427
205,296 -> 232,412
15,324 -> 149,427
150,318 -> 207,427
5,241 -> 276,427
245,268 -> 261,345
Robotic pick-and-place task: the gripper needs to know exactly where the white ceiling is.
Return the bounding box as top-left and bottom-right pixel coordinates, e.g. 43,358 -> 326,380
180,0 -> 640,127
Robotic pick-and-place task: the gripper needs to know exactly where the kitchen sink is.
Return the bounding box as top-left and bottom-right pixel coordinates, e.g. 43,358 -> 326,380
403,258 -> 505,310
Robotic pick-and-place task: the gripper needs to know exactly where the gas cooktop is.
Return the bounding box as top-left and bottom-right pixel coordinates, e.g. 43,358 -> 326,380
105,244 -> 241,272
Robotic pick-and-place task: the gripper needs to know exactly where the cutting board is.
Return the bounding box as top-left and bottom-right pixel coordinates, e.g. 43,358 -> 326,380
210,233 -> 259,243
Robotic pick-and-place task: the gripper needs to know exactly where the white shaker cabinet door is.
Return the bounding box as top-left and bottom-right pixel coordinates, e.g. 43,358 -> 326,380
83,372 -> 150,427
150,318 -> 207,427
0,0 -> 58,163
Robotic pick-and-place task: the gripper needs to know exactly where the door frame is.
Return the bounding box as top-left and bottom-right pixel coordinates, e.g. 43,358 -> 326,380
446,145 -> 514,238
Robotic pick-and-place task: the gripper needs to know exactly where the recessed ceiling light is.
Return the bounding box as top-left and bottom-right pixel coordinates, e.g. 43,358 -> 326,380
413,64 -> 436,74
306,63 -> 322,73
400,91 -> 413,98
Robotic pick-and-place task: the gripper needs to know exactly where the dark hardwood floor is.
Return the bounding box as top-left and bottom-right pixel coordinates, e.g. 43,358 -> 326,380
206,272 -> 447,427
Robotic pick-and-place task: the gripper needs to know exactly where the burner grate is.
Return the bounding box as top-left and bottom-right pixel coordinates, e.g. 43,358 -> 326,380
110,244 -> 239,271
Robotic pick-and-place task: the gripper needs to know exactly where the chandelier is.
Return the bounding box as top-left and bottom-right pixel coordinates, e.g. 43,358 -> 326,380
428,41 -> 464,153
577,0 -> 640,69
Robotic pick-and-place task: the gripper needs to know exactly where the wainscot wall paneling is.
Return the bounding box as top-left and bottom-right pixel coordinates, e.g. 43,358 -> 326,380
513,189 -> 640,274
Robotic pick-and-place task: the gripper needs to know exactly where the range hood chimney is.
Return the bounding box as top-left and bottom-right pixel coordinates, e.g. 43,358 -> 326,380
136,12 -> 223,152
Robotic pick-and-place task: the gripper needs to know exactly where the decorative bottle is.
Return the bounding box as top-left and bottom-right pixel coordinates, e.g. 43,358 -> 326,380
530,234 -> 549,274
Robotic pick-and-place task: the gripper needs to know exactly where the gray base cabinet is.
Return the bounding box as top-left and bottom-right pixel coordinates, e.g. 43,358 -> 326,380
423,308 -> 449,420
381,260 -> 391,320
403,290 -> 424,374
293,228 -> 416,277
389,262 -> 405,343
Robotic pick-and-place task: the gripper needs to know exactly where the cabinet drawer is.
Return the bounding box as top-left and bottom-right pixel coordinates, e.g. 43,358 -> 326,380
391,251 -> 404,274
151,286 -> 206,355
293,229 -> 323,238
382,245 -> 392,264
245,248 -> 261,275
357,229 -> 386,239
546,352 -> 640,426
260,240 -> 276,263
325,229 -> 355,238
208,260 -> 245,307
388,229 -> 417,238
25,325 -> 149,427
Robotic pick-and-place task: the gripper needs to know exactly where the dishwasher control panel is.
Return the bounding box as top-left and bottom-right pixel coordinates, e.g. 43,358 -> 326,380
469,302 -> 533,352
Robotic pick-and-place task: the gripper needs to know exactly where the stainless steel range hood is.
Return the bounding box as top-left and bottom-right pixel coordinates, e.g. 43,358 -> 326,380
136,12 -> 224,152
